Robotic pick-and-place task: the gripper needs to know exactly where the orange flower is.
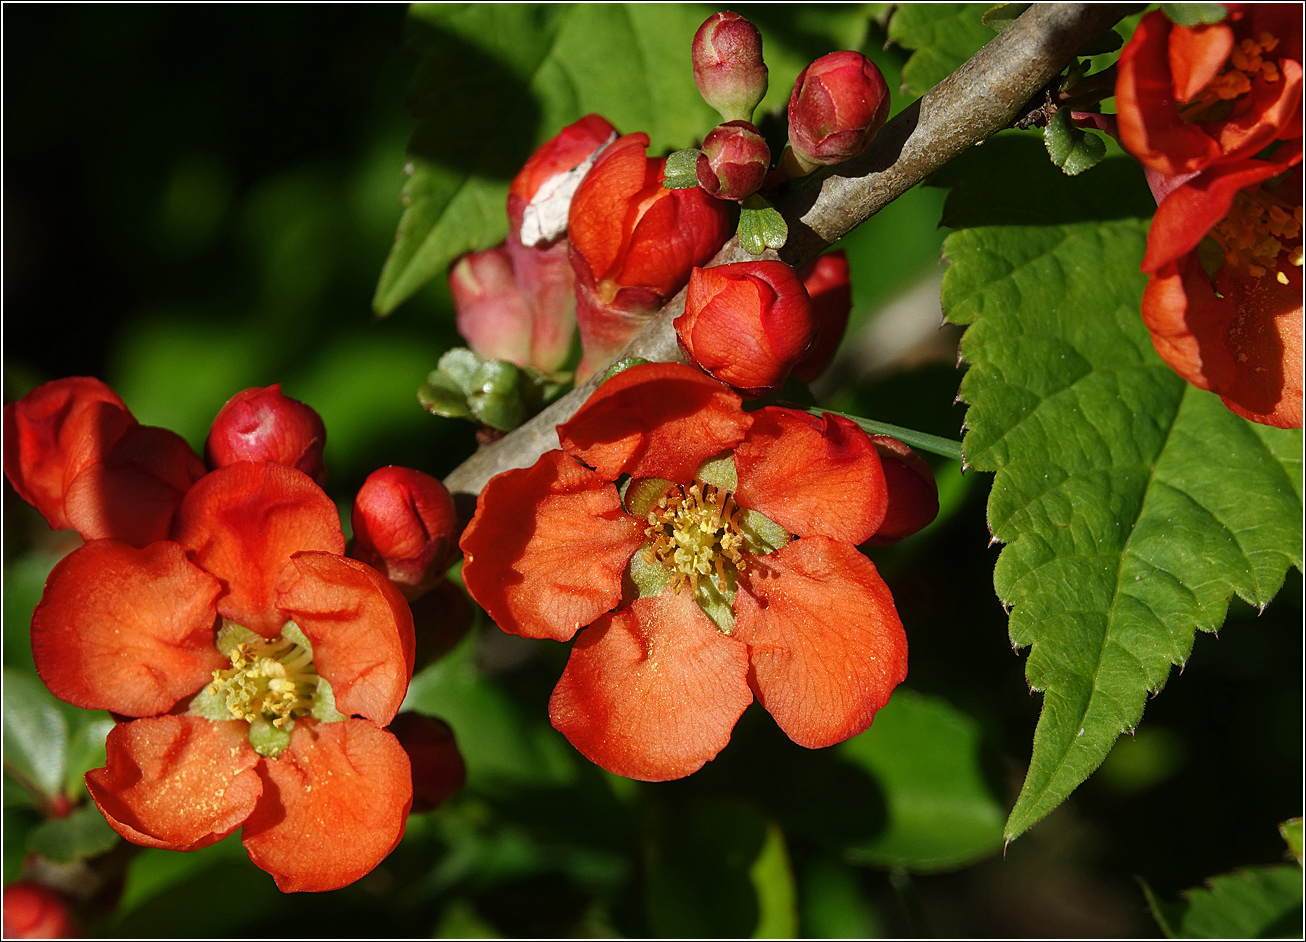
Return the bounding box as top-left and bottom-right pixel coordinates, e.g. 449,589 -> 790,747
459,363 -> 907,780
1140,148 -> 1303,428
1116,6 -> 1303,177
31,462 -> 418,892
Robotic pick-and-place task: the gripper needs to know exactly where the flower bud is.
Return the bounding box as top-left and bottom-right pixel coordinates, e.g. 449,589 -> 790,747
693,11 -> 768,122
791,251 -> 853,383
675,260 -> 815,394
205,385 -> 327,485
508,114 -> 618,247
569,133 -> 733,380
449,245 -> 534,367
696,120 -> 771,201
388,713 -> 466,813
862,436 -> 938,545
3,883 -> 78,939
351,466 -> 458,600
787,51 -> 890,170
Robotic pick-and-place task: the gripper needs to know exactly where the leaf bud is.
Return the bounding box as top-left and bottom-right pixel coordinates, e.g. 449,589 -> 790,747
692,11 -> 768,123
696,120 -> 771,201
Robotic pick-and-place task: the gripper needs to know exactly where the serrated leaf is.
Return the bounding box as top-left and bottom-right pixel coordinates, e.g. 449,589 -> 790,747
1160,3 -> 1228,27
27,803 -> 119,864
375,3 -> 720,315
1144,865 -> 1303,938
840,690 -> 1003,872
942,215 -> 1303,842
738,196 -> 788,255
888,4 -> 993,97
1044,107 -> 1107,176
980,3 -> 1030,32
2,667 -> 68,801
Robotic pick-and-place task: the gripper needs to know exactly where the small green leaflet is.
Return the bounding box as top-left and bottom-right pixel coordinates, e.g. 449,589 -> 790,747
941,173 -> 1303,842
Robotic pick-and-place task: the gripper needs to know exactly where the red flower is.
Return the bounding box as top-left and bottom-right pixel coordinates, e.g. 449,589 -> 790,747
568,134 -> 734,380
791,250 -> 853,384
388,713 -> 467,813
3,377 -> 205,547
30,461 -> 419,892
675,260 -> 815,394
787,51 -> 890,171
459,363 -> 907,781
205,384 -> 328,486
862,436 -> 939,546
350,465 -> 459,600
3,883 -> 78,939
1140,149 -> 1303,428
1116,6 -> 1303,177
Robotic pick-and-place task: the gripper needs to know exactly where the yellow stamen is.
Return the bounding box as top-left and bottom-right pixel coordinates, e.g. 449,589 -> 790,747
209,635 -> 321,730
642,481 -> 748,596
1209,184 -> 1303,284
1176,31 -> 1282,122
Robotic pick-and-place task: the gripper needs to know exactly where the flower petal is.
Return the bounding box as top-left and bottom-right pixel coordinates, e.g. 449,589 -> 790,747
85,716 -> 262,851
173,462 -> 345,637
32,540 -> 224,716
548,590 -> 752,781
734,407 -> 887,544
241,718 -> 412,893
460,450 -> 642,641
734,537 -> 907,749
558,362 -> 751,481
63,424 -> 207,547
568,133 -> 653,284
277,552 -> 416,726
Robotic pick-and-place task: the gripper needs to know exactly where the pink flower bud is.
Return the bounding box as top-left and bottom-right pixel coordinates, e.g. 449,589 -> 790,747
788,51 -> 890,169
3,883 -> 78,939
205,385 -> 327,485
696,120 -> 771,201
388,713 -> 466,813
569,133 -> 733,380
791,250 -> 853,383
675,260 -> 816,394
351,466 -> 458,600
449,245 -> 534,366
863,436 -> 938,545
693,11 -> 768,122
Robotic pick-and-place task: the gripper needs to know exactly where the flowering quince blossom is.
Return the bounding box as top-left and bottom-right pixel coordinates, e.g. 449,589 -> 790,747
350,465 -> 459,600
459,362 -> 908,781
3,377 -> 205,547
29,460 -> 416,892
1116,6 -> 1303,178
1139,146 -> 1303,428
791,250 -> 853,384
675,260 -> 816,394
568,133 -> 734,380
787,51 -> 890,172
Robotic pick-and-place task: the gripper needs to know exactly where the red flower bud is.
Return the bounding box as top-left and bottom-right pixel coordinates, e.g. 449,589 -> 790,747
696,120 -> 771,201
205,385 -> 327,485
787,51 -> 890,169
791,250 -> 853,383
3,883 -> 78,939
351,466 -> 458,600
569,133 -> 734,380
692,11 -> 768,122
388,713 -> 466,813
862,436 -> 938,545
508,114 -> 618,246
675,260 -> 815,394
449,245 -> 535,366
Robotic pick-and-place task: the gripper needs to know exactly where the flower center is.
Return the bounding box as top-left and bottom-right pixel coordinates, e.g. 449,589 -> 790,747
209,635 -> 319,729
1208,184 -> 1304,283
642,482 -> 747,595
1177,32 -> 1281,122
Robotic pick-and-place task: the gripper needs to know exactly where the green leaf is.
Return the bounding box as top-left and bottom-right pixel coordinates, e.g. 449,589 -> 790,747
1281,818 -> 1303,866
663,148 -> 701,189
1160,3 -> 1228,27
738,194 -> 788,255
27,803 -> 119,864
1143,865 -> 1303,938
888,4 -> 993,97
749,822 -> 798,939
839,690 -> 1003,872
942,213 -> 1303,842
980,3 -> 1030,32
1044,107 -> 1107,176
2,667 -> 68,801
375,3 -> 720,315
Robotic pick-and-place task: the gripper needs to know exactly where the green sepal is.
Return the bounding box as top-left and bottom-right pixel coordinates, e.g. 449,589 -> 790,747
312,676 -> 349,724
215,622 -> 260,657
627,548 -> 674,600
1044,107 -> 1106,177
186,683 -> 232,722
624,477 -> 677,518
248,717 -> 292,758
695,573 -> 737,634
738,509 -> 791,556
738,194 -> 788,255
1160,3 -> 1227,26
281,620 -> 313,655
695,453 -> 738,492
663,148 -> 702,189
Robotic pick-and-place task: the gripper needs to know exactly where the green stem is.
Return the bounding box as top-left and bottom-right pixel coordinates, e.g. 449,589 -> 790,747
810,409 -> 964,463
